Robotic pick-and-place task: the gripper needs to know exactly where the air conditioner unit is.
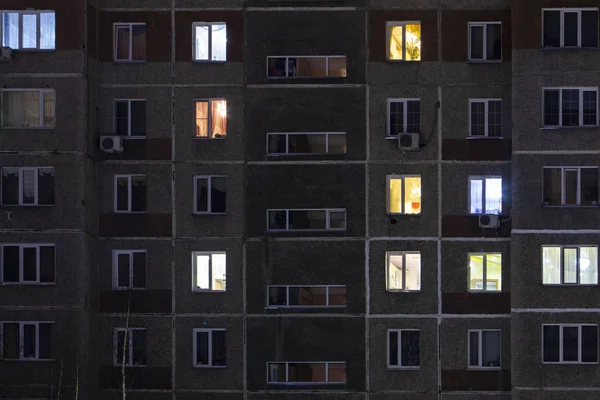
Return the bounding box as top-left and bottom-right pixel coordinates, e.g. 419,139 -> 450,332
100,136 -> 123,153
0,47 -> 13,62
478,214 -> 500,228
398,133 -> 420,150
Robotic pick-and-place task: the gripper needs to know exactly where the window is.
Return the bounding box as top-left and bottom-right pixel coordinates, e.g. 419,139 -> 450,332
113,328 -> 146,366
194,176 -> 226,214
114,175 -> 146,213
267,56 -> 347,78
113,250 -> 146,289
543,167 -> 599,206
1,244 -> 54,284
386,252 -> 421,292
113,23 -> 146,62
469,99 -> 502,137
267,285 -> 346,308
195,99 -> 227,138
543,88 -> 598,127
267,362 -> 346,384
542,246 -> 598,285
468,330 -> 501,368
388,329 -> 420,368
193,329 -> 226,367
1,89 -> 55,128
1,11 -> 55,50
115,100 -> 146,137
468,22 -> 501,61
543,324 -> 598,364
192,251 -> 226,292
193,22 -> 226,61
469,176 -> 502,214
267,209 -> 346,231
387,99 -> 420,136
387,22 -> 421,61
267,133 -> 347,156
387,175 -> 422,215
468,253 -> 502,291
1,322 -> 53,360
1,167 -> 54,206
543,9 -> 599,48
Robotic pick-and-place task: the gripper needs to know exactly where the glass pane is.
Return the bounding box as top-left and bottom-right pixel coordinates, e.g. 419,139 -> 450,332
583,90 -> 597,126
267,363 -> 286,382
582,11 -> 599,48
563,12 -> 578,47
131,330 -> 146,365
563,248 -> 578,284
470,102 -> 486,136
195,101 -> 209,137
21,14 -> 37,49
211,24 -> 227,61
116,330 -> 127,364
130,101 -> 146,136
132,252 -> 146,288
329,211 -> 346,229
194,254 -> 210,289
389,25 -> 403,60
543,168 -> 562,205
211,253 -> 226,291
21,169 -> 35,204
130,176 -> 146,212
562,326 -> 579,362
485,178 -> 502,214
580,247 -> 598,285
327,57 -> 346,77
289,134 -> 326,154
481,331 -> 501,367
544,90 -> 560,126
580,168 -> 599,205
22,247 -> 37,281
562,89 -> 580,127
470,179 -> 483,213
116,177 -> 129,211
543,326 -> 560,362
267,134 -> 286,154
328,286 -> 346,306
469,254 -> 484,290
564,169 -> 578,205
388,331 -> 398,366
195,178 -> 208,212
2,246 -> 20,282
211,100 -> 227,138
469,331 -> 479,366
38,323 -> 51,359
196,331 -> 209,365
405,24 -> 421,61
268,287 -> 287,306
268,210 -> 287,230
582,326 -> 598,363
115,26 -> 130,60
117,253 -> 130,288
488,100 -> 502,137
328,134 -> 347,154
296,287 -> 327,306
39,12 -> 56,50
37,167 -> 54,205
2,168 -> 19,205
542,247 -> 561,284
389,101 -> 404,135
43,92 -> 55,127
39,246 -> 55,283
404,253 -> 421,290
289,363 -> 326,383
267,57 -> 286,77
486,23 -> 502,60
115,101 -> 129,135
543,10 -> 561,47
400,330 -> 420,367
295,57 -> 326,77
131,25 -> 146,61
5,91 -> 41,128
470,25 -> 484,59
2,323 -> 19,359
387,253 -> 403,290
211,177 -> 226,213
289,210 -> 327,230
2,13 -> 19,49
211,330 -> 226,366
194,25 -> 209,61
327,363 -> 346,383
23,324 -> 36,358
406,100 -> 420,133
388,178 -> 402,213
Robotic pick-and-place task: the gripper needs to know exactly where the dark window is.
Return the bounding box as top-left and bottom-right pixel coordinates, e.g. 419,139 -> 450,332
544,325 -> 598,363
544,90 -> 560,126
1,168 -> 18,205
388,330 -> 420,367
543,325 -> 560,362
564,12 -> 578,47
582,325 -> 599,362
114,24 -> 146,61
117,253 -> 130,288
195,329 -> 226,367
195,176 -> 226,214
37,168 -> 54,205
543,167 -> 599,206
131,175 -> 146,212
115,175 -> 146,213
115,328 -> 146,366
470,25 -> 484,59
196,331 -> 209,365
469,330 -> 501,367
132,252 -> 146,288
582,11 -> 599,47
115,177 -> 129,211
23,324 -> 36,358
562,89 -> 580,127
115,330 -> 128,365
22,247 -> 36,282
268,287 -> 287,306
115,100 -> 146,136
38,323 -> 52,359
544,88 -> 598,127
1,168 -> 54,206
2,245 -> 54,284
268,210 -> 287,230
211,330 -> 226,367
470,100 -> 502,137
406,100 -> 420,134
39,246 -> 55,283
2,246 -> 19,283
131,329 -> 146,365
389,101 -> 404,136
2,322 -> 19,359
544,9 -> 599,48
116,251 -> 146,289
563,326 -> 579,361
389,100 -> 421,136
469,23 -> 501,60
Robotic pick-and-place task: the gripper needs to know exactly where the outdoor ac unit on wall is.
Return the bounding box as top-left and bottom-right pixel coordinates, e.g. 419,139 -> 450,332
478,214 -> 500,228
100,136 -> 124,153
398,133 -> 419,150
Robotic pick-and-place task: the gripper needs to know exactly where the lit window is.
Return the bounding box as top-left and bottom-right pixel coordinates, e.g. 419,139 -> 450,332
192,251 -> 226,292
113,250 -> 146,289
543,324 -> 598,364
387,22 -> 421,61
387,329 -> 420,368
542,246 -> 598,285
386,251 -> 421,292
469,176 -> 502,214
1,11 -> 55,50
1,322 -> 53,360
468,330 -> 501,368
113,23 -> 146,62
468,22 -> 501,61
114,174 -> 146,213
469,99 -> 502,137
543,8 -> 599,48
387,99 -> 420,136
193,22 -> 226,61
468,253 -> 501,291
194,329 -> 227,367
2,244 -> 55,284
115,99 -> 146,137
113,328 -> 146,366
543,167 -> 598,206
1,89 -> 55,128
387,175 -> 421,215
1,167 -> 55,206
195,99 -> 227,138
194,176 -> 226,214
267,56 -> 346,78
543,87 -> 598,127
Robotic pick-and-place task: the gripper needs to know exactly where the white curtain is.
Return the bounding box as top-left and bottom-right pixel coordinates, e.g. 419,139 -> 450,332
3,91 -> 40,128
40,12 -> 56,50
211,24 -> 226,61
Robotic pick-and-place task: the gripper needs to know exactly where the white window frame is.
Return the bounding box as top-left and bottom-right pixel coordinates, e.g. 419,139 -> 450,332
266,361 -> 346,384
468,22 -> 502,61
468,99 -> 502,137
1,167 -> 54,206
192,22 -> 227,62
266,132 -> 347,156
467,252 -> 502,292
542,8 -> 599,48
387,329 -> 421,369
468,175 -> 503,214
113,22 -> 146,62
193,328 -> 227,368
386,98 -> 421,137
112,250 -> 147,290
191,251 -> 226,292
541,245 -> 599,286
194,98 -> 227,139
113,174 -> 146,213
543,166 -> 599,206
1,89 -> 56,129
193,175 -> 226,215
468,329 -> 501,369
0,10 -> 56,50
113,99 -> 146,138
0,321 -> 54,360
542,87 -> 599,128
1,244 -> 55,284
385,251 -> 421,292
266,55 -> 347,78
386,21 -> 421,61
266,208 -> 347,232
542,324 -> 599,364
266,285 -> 346,308
113,327 -> 146,366
386,174 -> 422,215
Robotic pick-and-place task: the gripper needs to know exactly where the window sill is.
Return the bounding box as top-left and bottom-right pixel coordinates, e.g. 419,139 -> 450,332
193,212 -> 227,216
268,382 -> 345,386
542,361 -> 598,365
114,364 -> 147,367
266,76 -> 347,80
112,287 -> 147,291
542,205 -> 599,208
541,46 -> 599,51
387,366 -> 420,370
466,290 -> 503,294
192,60 -> 227,64
467,59 -> 503,64
542,284 -> 599,287
191,136 -> 227,140
386,290 -> 421,293
113,211 -> 148,214
1,282 -> 55,286
1,358 -> 54,362
1,204 -> 54,207
194,365 -> 227,369
266,229 -> 347,233
192,289 -> 226,293
113,60 -> 147,64
10,48 -> 56,53
540,125 -> 599,130
0,126 -> 55,130
465,136 -> 504,140
265,305 -> 346,309
467,366 -> 501,370
388,213 -> 422,216
266,153 -> 347,157
385,59 -> 422,63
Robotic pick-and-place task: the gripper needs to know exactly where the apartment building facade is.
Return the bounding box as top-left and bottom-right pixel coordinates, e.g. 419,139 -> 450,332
0,0 -> 598,398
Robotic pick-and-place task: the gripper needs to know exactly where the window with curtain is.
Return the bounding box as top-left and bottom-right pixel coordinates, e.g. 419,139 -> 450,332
195,99 -> 227,138
542,245 -> 598,285
543,167 -> 599,206
114,23 -> 146,62
2,89 -> 55,128
1,11 -> 55,50
469,176 -> 502,214
193,22 -> 227,61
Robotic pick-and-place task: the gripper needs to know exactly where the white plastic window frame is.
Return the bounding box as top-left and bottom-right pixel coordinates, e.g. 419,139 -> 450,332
542,87 -> 599,128
468,98 -> 502,137
265,132 -> 347,156
542,324 -> 599,364
192,22 -> 227,62
468,21 -> 502,61
192,328 -> 227,368
0,321 -> 54,360
542,8 -> 600,48
0,243 -> 55,284
265,285 -> 347,308
266,208 -> 347,232
467,329 -> 501,369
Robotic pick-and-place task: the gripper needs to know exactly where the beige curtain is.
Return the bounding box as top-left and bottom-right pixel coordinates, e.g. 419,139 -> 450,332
211,100 -> 227,138
195,101 -> 208,137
